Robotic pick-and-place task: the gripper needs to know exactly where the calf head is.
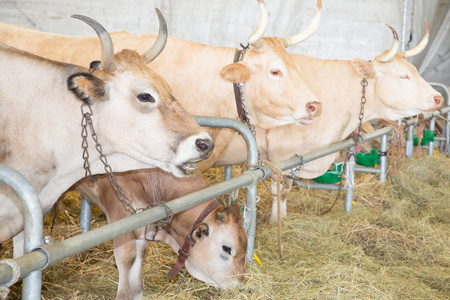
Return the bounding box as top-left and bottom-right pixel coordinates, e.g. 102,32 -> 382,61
352,20 -> 443,121
219,0 -> 322,129
68,13 -> 214,177
185,205 -> 247,288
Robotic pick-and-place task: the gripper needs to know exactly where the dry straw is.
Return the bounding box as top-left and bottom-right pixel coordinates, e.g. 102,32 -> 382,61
2,154 -> 449,299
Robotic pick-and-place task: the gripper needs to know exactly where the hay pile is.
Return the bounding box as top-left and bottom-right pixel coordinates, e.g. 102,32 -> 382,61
2,155 -> 449,299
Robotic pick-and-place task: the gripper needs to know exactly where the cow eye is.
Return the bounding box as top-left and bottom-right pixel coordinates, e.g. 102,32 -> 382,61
222,245 -> 232,255
137,93 -> 155,103
270,69 -> 283,77
399,74 -> 410,80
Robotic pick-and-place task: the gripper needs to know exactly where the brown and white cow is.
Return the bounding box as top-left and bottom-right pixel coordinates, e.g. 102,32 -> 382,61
262,22 -> 442,221
70,169 -> 247,300
0,14 -> 214,256
0,0 -> 323,170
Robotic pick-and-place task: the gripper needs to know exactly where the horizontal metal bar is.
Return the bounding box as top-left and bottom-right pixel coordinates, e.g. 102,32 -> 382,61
293,179 -> 341,191
354,166 -> 380,174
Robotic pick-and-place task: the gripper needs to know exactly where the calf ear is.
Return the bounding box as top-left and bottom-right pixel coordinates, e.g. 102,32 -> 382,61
67,73 -> 107,105
351,58 -> 375,79
220,62 -> 251,83
192,223 -> 209,241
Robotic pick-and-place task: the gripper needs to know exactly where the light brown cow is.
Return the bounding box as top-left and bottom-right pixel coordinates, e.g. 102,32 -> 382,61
71,169 -> 247,300
0,14 -> 213,257
263,22 -> 442,221
0,0 -> 323,170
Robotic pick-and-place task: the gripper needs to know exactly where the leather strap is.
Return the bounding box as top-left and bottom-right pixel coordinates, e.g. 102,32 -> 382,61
232,49 -> 248,122
168,200 -> 222,279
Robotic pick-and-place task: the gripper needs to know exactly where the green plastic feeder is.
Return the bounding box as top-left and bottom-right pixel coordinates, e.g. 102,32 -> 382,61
413,130 -> 434,146
313,163 -> 343,184
355,149 -> 380,167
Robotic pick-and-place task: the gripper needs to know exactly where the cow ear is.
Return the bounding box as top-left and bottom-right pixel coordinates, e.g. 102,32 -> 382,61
220,62 -> 251,83
192,223 -> 209,241
216,211 -> 228,223
67,73 -> 107,105
351,58 -> 375,79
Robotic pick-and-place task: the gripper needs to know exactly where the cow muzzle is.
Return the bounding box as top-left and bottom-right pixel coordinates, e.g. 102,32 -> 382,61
294,101 -> 322,126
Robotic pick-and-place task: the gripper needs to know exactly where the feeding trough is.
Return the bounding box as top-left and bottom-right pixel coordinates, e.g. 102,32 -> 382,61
413,130 -> 435,146
312,163 -> 343,184
355,149 -> 381,167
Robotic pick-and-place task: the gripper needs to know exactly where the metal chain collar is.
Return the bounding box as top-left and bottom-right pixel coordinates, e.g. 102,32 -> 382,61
352,78 -> 369,146
80,103 -> 174,223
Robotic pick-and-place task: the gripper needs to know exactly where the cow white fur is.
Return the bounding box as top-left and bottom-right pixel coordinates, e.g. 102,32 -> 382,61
0,15 -> 213,256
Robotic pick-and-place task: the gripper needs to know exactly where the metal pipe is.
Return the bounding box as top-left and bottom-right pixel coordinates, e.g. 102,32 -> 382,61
344,147 -> 356,213
80,195 -> 92,233
406,124 -> 414,158
354,166 -> 380,174
401,0 -> 408,52
4,108 -> 450,286
428,116 -> 436,156
0,165 -> 43,300
292,180 -> 341,191
224,166 -> 233,181
379,134 -> 389,183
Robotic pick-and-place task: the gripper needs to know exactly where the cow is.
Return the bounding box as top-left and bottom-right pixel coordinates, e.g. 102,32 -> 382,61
0,13 -> 214,257
70,169 -> 247,300
0,0 -> 323,170
262,21 -> 443,222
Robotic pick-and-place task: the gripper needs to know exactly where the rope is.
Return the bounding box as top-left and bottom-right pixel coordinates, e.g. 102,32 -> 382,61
0,259 -> 20,299
263,160 -> 284,260
415,114 -> 425,158
379,119 -> 406,180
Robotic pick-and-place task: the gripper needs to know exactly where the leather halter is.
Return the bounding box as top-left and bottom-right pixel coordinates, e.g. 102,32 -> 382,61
232,49 -> 249,122
168,200 -> 222,279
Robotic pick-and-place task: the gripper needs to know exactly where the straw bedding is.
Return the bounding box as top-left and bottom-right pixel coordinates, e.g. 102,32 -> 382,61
2,154 -> 449,299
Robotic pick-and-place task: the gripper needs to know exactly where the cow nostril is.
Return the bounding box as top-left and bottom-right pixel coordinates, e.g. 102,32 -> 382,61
306,101 -> 322,117
196,138 -> 210,152
434,95 -> 443,106
307,103 -> 315,112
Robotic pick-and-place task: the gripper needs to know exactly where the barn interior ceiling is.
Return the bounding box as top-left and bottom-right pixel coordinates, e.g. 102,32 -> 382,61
1,0 -> 449,90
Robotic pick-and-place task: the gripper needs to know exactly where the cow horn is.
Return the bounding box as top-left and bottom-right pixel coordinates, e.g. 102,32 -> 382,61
281,0 -> 322,48
402,19 -> 429,58
72,15 -> 117,71
248,0 -> 268,50
375,24 -> 400,63
141,8 -> 168,63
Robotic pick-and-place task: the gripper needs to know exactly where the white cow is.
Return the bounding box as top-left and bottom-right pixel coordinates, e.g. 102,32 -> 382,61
264,22 -> 443,221
0,0 -> 323,170
0,14 -> 213,256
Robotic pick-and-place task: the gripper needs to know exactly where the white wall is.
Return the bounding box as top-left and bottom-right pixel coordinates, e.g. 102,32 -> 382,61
0,0 -> 445,80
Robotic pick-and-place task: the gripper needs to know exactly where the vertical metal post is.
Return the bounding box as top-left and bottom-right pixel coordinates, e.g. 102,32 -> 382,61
224,165 -> 233,181
344,147 -> 356,213
0,165 -> 43,300
80,195 -> 92,233
406,124 -> 414,157
428,116 -> 436,156
379,134 -> 388,183
446,111 -> 450,156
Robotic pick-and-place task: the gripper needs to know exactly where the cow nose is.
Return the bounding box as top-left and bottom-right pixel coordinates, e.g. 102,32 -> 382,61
434,95 -> 443,108
196,138 -> 215,158
306,101 -> 322,118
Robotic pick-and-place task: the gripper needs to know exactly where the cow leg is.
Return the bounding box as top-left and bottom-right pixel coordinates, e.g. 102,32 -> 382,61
269,178 -> 293,223
13,231 -> 25,258
114,232 -> 139,300
128,239 -> 148,300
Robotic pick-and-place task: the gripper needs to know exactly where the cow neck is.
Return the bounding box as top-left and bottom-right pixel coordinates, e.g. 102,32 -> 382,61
167,200 -> 221,279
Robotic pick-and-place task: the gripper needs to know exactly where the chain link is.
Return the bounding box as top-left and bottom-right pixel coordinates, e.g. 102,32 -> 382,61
80,104 -> 174,224
352,78 -> 368,145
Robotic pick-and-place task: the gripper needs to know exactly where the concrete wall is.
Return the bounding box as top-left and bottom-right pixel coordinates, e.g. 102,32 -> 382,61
0,0 -> 446,82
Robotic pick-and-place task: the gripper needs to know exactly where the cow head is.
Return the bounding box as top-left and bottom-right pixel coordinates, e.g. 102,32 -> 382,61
219,0 -> 322,129
351,20 -> 443,121
68,13 -> 214,177
185,205 -> 247,288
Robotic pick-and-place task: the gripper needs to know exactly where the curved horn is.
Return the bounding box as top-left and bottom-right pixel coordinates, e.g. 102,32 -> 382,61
281,0 -> 322,48
248,0 -> 268,50
402,19 -> 429,58
71,14 -> 116,71
141,8 -> 168,63
375,24 -> 400,63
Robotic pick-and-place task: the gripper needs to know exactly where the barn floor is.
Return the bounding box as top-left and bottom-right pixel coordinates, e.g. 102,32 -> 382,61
2,154 -> 449,299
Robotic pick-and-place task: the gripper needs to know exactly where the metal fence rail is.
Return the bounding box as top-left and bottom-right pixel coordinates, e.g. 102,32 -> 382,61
0,106 -> 448,298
